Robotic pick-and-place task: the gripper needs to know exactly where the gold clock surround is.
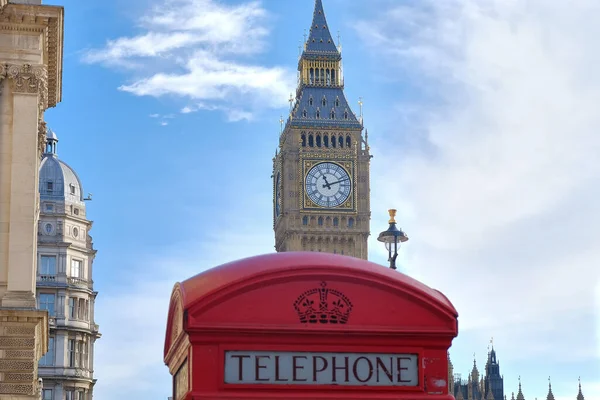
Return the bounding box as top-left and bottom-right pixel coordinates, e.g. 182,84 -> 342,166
301,158 -> 356,211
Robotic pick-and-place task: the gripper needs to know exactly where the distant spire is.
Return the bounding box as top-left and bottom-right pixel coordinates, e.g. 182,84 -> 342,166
546,377 -> 555,400
577,377 -> 584,400
305,0 -> 339,54
516,376 -> 525,400
511,392 -> 515,400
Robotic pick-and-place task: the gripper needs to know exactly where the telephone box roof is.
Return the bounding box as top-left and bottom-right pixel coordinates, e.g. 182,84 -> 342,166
178,252 -> 456,315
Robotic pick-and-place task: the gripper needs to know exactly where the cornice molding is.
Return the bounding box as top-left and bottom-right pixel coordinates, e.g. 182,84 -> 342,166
0,3 -> 64,108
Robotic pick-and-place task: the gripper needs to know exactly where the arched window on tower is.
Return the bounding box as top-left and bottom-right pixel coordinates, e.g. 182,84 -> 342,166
315,69 -> 320,85
332,70 -> 336,85
333,217 -> 339,227
301,133 -> 306,147
302,216 -> 308,226
309,97 -> 313,106
346,135 -> 351,148
322,97 -> 327,107
310,68 -> 314,84
316,134 -> 322,147
318,217 -> 324,226
331,110 -> 335,119
348,218 -> 355,228
344,110 -> 349,119
320,68 -> 325,85
308,134 -> 314,147
339,136 -> 344,148
326,69 -> 331,86
335,97 -> 340,107
331,135 -> 336,148
316,109 -> 320,119
324,135 -> 329,147
302,109 -> 307,118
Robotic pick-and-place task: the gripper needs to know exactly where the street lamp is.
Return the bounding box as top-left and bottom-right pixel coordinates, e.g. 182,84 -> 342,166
377,209 -> 409,270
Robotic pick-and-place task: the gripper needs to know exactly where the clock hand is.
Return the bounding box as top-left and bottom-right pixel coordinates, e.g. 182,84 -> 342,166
322,177 -> 350,187
322,175 -> 332,190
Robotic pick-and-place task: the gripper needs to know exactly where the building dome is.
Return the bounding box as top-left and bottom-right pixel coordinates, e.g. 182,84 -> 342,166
39,129 -> 85,203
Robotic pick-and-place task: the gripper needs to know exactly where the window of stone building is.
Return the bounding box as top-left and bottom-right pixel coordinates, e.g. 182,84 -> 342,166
71,259 -> 82,278
38,294 -> 56,317
68,340 -> 76,368
318,217 -> 324,226
82,342 -> 88,370
39,337 -> 55,366
77,391 -> 85,400
69,297 -> 77,319
78,298 -> 85,320
333,217 -> 339,227
74,208 -> 79,215
46,181 -> 53,192
40,256 -> 57,276
45,223 -> 53,234
302,216 -> 308,226
45,203 -> 54,212
348,218 -> 355,228
76,341 -> 83,367
42,389 -> 53,400
69,184 -> 75,195
58,295 -> 65,317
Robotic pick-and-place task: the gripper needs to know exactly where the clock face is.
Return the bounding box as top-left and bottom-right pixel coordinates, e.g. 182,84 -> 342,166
305,162 -> 352,208
275,172 -> 281,218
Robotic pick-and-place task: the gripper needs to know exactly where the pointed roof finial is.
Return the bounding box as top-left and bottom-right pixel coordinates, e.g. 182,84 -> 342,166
305,0 -> 338,54
546,377 -> 555,400
577,377 -> 584,400
516,376 -> 525,400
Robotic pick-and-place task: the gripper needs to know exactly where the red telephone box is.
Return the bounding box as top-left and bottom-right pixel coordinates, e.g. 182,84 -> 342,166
164,252 -> 458,400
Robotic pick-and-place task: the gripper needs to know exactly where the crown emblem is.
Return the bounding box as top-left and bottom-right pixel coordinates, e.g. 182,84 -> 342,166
293,282 -> 353,324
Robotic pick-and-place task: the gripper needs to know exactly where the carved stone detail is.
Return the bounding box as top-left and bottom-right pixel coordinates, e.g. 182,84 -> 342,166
0,63 -> 49,117
38,119 -> 47,157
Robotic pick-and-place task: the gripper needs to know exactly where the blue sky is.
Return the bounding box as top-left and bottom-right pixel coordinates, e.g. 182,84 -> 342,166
42,0 -> 600,399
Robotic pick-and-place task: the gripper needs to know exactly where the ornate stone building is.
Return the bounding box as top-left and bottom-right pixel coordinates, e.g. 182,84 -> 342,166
0,0 -> 64,398
273,0 -> 371,259
36,131 -> 100,399
449,347 -> 587,400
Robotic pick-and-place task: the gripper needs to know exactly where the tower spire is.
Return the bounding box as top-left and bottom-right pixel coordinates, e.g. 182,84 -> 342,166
516,376 -> 525,400
305,0 -> 339,54
546,377 -> 555,400
577,377 -> 584,400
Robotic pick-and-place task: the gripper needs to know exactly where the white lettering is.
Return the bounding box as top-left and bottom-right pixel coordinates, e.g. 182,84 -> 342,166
224,351 -> 419,386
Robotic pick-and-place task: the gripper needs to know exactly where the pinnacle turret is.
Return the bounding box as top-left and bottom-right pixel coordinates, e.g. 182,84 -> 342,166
577,377 -> 584,400
516,376 -> 525,400
546,378 -> 555,400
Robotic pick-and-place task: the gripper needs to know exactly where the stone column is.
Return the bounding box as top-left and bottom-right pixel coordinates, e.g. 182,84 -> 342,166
0,64 -> 47,309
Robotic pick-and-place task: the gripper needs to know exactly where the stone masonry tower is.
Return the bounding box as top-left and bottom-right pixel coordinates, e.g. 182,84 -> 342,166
0,0 -> 64,398
273,0 -> 371,259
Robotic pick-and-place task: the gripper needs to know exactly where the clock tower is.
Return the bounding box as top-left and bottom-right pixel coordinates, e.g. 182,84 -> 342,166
273,0 -> 371,259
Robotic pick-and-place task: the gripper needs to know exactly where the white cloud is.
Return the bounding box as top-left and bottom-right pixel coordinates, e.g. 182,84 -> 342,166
83,0 -> 294,120
357,0 -> 600,393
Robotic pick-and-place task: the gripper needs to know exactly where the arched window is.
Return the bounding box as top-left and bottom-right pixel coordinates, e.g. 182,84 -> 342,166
316,135 -> 322,147
324,135 -> 329,147
333,217 -> 339,227
318,217 -> 324,226
331,135 -> 336,148
309,97 -> 313,106
310,68 -> 314,84
335,97 -> 340,107
302,109 -> 307,118
308,134 -> 314,147
302,216 -> 308,226
301,133 -> 306,147
322,97 -> 327,107
316,109 -> 320,119
346,136 -> 351,148
348,218 -> 355,228
326,69 -> 331,86
331,110 -> 335,119
321,69 -> 325,84
339,136 -> 344,148
331,70 -> 336,85
344,110 -> 348,119
315,69 -> 320,84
